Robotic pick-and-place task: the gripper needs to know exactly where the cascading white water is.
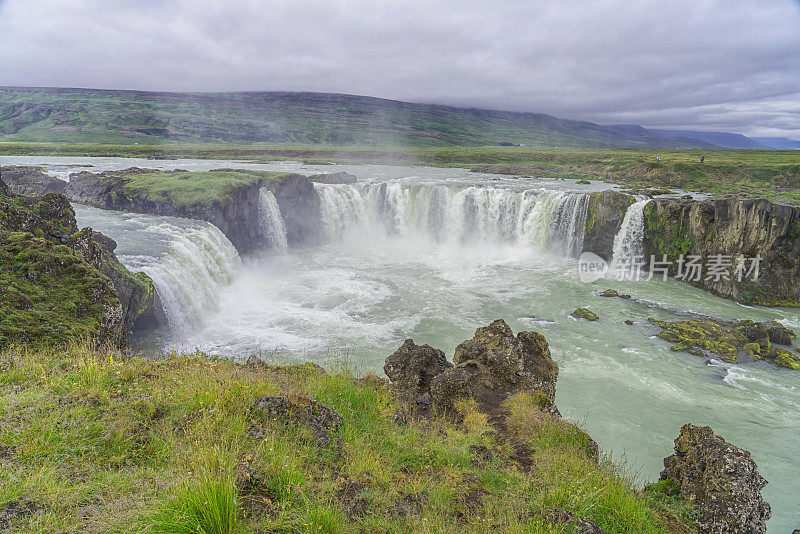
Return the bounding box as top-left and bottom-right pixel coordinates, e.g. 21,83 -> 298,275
258,188 -> 288,252
139,222 -> 242,336
547,193 -> 590,257
610,199 -> 650,279
314,182 -> 589,256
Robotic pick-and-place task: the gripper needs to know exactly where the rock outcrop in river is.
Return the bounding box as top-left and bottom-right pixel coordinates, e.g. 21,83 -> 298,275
264,172 -> 323,245
583,190 -> 635,260
306,171 -> 358,184
64,168 -> 323,252
660,424 -> 771,534
648,317 -> 799,369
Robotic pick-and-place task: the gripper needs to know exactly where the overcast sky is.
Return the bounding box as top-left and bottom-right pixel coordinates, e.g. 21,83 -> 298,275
2,0 -> 799,138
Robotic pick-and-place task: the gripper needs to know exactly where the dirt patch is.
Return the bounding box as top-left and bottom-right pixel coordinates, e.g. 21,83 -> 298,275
0,499 -> 39,531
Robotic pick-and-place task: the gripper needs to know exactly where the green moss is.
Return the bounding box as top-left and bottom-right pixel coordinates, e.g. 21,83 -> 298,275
739,280 -> 800,307
643,204 -> 694,261
650,317 -> 800,369
744,342 -> 762,358
773,349 -> 800,370
570,307 -> 599,321
113,170 -> 289,210
0,231 -> 120,348
586,198 -> 598,234
787,220 -> 800,239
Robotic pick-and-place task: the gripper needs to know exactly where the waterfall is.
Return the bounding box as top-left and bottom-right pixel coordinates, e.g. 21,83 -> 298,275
145,222 -> 242,336
610,199 -> 650,278
314,182 -> 589,256
547,193 -> 590,258
317,184 -> 372,241
258,188 -> 288,252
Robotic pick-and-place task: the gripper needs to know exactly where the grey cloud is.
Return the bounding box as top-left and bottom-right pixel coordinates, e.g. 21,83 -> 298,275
1,0 -> 799,138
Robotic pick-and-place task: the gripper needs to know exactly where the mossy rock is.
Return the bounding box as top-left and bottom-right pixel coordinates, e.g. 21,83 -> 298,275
0,231 -> 125,348
570,308 -> 599,321
649,317 -> 798,370
772,349 -> 800,370
743,342 -> 762,359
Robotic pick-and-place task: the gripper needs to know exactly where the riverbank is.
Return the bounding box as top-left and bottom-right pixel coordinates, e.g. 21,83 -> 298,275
0,341 -> 695,533
1,143 -> 798,204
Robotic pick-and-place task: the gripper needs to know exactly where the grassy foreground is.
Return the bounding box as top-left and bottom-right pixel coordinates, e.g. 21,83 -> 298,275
2,142 -> 799,203
0,344 -> 693,533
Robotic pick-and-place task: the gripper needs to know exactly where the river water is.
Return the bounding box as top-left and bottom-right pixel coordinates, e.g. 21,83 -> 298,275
3,156 -> 798,530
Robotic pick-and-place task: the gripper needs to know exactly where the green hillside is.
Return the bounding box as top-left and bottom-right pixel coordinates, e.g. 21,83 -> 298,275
0,87 -> 712,149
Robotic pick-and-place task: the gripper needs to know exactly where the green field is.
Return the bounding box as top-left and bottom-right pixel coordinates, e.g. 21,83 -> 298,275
3,142 -> 799,203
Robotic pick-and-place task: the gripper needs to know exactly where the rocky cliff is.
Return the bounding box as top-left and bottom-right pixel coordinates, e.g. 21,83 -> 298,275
584,190 -> 800,306
583,190 -> 635,260
0,175 -> 158,347
264,173 -> 323,246
64,168 -> 323,252
642,197 -> 800,306
64,168 -> 263,253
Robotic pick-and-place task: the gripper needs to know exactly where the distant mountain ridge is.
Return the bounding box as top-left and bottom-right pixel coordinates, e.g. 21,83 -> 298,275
0,86 -> 794,149
752,137 -> 800,150
646,129 -> 770,149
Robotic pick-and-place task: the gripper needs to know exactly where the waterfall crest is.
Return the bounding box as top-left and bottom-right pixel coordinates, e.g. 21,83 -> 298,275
258,188 -> 289,252
146,222 -> 242,336
315,182 -> 589,257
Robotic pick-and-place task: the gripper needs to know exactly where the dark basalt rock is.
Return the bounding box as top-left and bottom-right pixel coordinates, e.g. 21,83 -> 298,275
249,394 -> 342,446
436,320 -> 559,413
649,317 -> 799,369
0,166 -> 66,197
641,196 -> 800,306
64,168 -> 324,252
660,424 -> 770,534
1,187 -> 157,347
570,307 -> 599,321
66,167 -> 267,253
67,228 -> 159,332
383,339 -> 452,406
598,288 -> 631,299
268,173 -> 323,246
384,320 -> 560,421
761,320 -> 795,345
583,190 -> 636,260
